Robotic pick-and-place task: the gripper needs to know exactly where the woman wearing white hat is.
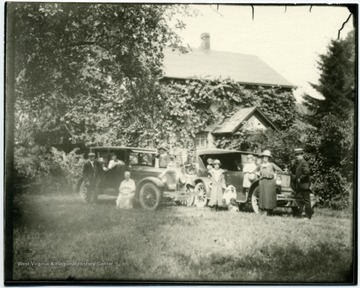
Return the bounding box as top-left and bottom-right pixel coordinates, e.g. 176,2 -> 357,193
208,159 -> 226,211
257,150 -> 282,215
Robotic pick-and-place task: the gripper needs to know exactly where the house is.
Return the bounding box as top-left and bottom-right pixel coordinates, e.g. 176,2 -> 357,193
196,106 -> 278,149
162,33 -> 294,88
161,33 -> 295,149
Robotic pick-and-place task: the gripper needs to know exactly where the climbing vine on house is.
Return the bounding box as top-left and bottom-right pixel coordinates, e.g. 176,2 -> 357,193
76,77 -> 297,149
141,78 -> 297,149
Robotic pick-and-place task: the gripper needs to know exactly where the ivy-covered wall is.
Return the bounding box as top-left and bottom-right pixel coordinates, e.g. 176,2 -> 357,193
153,77 -> 297,151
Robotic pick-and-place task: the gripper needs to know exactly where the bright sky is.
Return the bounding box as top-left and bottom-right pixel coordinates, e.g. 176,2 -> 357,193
172,4 -> 354,102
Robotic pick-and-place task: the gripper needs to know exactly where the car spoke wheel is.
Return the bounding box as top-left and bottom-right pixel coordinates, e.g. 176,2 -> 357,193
139,183 -> 161,211
194,182 -> 208,208
184,187 -> 195,207
251,186 -> 260,214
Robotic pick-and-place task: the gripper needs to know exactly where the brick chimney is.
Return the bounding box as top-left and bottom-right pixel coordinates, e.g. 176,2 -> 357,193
199,33 -> 210,51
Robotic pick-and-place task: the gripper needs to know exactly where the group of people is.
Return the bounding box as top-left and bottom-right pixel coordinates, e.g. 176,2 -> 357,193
206,148 -> 313,220
83,146 -> 313,220
82,152 -> 136,209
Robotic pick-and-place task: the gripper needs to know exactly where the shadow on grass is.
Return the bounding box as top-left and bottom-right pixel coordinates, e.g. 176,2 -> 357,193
13,194 -> 191,235
172,244 -> 354,283
11,193 -> 354,283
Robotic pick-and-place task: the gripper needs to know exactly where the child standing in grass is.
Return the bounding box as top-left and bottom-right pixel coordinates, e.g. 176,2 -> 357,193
208,159 -> 226,211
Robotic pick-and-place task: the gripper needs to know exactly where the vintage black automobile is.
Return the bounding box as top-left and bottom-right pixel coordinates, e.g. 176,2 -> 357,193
76,146 -> 195,210
191,148 -> 317,214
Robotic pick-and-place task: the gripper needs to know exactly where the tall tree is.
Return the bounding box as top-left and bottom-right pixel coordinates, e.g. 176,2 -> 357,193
303,30 -> 355,125
13,3 -> 191,147
301,30 -> 355,209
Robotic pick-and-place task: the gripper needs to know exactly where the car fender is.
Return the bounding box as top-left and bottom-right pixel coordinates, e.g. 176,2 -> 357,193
249,179 -> 260,193
194,177 -> 212,198
132,177 -> 165,206
136,177 -> 165,193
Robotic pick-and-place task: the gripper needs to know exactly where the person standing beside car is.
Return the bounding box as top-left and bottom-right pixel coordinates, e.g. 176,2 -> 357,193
208,159 -> 226,211
82,152 -> 99,203
294,148 -> 313,220
257,150 -> 282,215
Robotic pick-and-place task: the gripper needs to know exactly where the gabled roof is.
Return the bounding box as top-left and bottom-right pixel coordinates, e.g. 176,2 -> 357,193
204,106 -> 278,134
162,48 -> 295,88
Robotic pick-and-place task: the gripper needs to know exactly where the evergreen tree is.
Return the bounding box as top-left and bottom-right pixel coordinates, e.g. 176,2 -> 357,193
302,30 -> 355,209
303,30 -> 355,126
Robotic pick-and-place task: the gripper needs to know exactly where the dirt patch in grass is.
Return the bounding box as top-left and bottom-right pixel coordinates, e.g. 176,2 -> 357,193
12,194 -> 354,283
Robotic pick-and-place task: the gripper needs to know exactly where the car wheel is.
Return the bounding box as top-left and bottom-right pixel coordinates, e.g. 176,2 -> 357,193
183,186 -> 195,207
194,182 -> 208,208
250,186 -> 260,214
139,183 -> 162,211
238,203 -> 247,212
291,205 -> 304,217
79,180 -> 92,204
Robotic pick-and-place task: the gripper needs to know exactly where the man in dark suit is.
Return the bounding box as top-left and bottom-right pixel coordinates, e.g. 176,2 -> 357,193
294,148 -> 313,220
82,152 -> 98,203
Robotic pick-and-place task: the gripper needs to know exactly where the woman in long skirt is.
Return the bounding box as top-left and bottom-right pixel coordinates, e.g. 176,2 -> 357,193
208,159 -> 226,211
257,150 -> 282,215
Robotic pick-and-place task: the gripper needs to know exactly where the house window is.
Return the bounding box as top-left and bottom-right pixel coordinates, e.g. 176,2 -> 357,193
195,134 -> 207,148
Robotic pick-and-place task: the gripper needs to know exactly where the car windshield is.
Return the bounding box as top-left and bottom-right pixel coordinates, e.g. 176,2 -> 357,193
129,152 -> 155,167
93,149 -> 126,164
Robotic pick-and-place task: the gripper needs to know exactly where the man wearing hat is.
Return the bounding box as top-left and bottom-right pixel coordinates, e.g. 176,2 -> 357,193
294,148 -> 313,220
82,152 -> 99,203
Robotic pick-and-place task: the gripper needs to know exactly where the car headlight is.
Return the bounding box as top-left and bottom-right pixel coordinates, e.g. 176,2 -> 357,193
276,176 -> 282,186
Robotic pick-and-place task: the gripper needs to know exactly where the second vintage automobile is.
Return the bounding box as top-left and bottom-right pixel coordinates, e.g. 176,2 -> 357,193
191,148 -> 317,215
76,146 -> 195,210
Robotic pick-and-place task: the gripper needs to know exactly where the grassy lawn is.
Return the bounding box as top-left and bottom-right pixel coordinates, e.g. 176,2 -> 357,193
12,193 -> 354,283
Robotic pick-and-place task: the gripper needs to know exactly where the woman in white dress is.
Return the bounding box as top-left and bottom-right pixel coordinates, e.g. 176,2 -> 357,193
116,171 -> 136,209
208,159 -> 226,211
